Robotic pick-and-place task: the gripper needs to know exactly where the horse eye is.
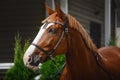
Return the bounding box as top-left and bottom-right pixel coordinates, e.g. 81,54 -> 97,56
48,28 -> 57,34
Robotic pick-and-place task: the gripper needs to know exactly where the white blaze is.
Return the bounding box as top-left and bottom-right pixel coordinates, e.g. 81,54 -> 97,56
23,22 -> 54,64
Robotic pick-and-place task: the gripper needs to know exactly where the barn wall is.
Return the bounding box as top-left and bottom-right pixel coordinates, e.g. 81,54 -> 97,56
0,0 -> 45,63
68,0 -> 105,47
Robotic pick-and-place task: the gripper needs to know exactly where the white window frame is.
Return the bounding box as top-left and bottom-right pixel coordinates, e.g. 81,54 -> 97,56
104,0 -> 111,46
0,63 -> 14,69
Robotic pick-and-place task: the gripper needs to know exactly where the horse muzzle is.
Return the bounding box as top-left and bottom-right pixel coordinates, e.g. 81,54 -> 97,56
23,54 -> 41,71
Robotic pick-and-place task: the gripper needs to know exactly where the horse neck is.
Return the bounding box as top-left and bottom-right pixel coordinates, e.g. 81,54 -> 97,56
65,28 -> 104,80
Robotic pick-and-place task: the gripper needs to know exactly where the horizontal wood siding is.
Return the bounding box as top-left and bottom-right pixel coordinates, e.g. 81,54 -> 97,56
68,0 -> 105,45
0,0 -> 45,63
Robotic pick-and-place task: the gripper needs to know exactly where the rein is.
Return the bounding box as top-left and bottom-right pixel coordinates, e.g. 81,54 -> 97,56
93,52 -> 115,80
31,16 -> 69,79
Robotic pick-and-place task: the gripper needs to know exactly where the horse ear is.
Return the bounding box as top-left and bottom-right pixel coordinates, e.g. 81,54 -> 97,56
55,3 -> 65,17
45,4 -> 55,15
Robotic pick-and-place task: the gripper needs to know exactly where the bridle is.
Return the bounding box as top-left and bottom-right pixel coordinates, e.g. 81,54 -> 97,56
31,16 -> 69,56
30,16 -> 69,79
30,15 -> 114,80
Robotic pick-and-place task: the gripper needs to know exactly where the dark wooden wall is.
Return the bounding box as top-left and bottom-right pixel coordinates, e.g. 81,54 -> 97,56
68,0 -> 105,47
0,0 -> 45,63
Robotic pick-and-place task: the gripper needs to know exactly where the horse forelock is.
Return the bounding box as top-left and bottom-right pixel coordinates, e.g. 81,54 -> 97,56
67,14 -> 97,52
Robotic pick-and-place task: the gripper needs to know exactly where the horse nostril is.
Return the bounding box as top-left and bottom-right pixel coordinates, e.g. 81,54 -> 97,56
27,54 -> 41,66
28,57 -> 32,63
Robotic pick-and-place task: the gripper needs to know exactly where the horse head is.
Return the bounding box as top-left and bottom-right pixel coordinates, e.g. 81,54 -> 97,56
23,4 -> 68,71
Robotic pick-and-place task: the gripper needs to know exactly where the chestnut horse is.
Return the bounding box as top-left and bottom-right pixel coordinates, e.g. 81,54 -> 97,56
23,4 -> 120,80
60,46 -> 120,80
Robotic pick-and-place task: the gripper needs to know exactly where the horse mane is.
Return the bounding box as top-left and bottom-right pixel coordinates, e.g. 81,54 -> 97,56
68,14 -> 98,52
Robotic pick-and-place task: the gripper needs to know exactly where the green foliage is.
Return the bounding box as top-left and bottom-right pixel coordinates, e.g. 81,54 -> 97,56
109,37 -> 117,46
40,55 -> 65,80
4,35 -> 36,80
4,34 -> 66,80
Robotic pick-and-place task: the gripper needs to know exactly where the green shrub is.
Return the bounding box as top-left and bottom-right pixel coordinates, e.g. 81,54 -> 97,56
109,37 -> 117,46
4,35 -> 36,80
40,55 -> 65,80
4,35 -> 65,80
